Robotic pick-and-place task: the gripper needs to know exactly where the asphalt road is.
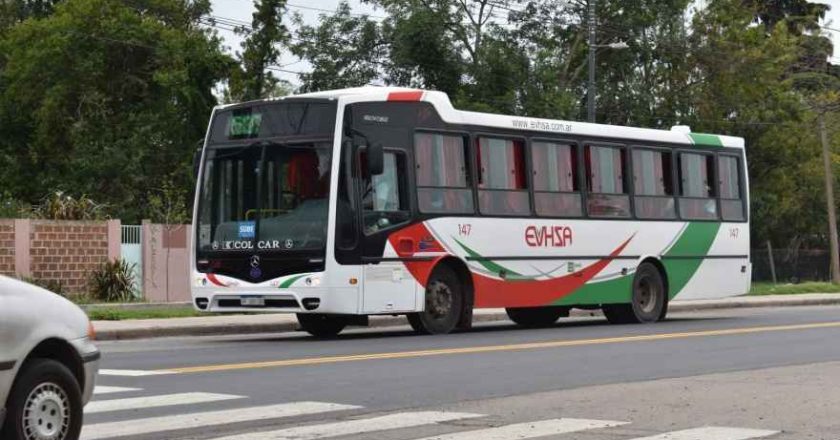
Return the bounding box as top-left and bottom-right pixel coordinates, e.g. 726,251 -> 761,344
84,305 -> 840,440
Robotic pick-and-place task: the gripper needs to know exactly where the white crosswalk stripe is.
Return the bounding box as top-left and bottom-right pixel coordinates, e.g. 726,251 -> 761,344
81,401 -> 362,440
411,418 -> 629,440
85,392 -> 243,414
98,368 -> 172,376
626,426 -> 780,440
208,411 -> 484,440
92,386 -> 141,395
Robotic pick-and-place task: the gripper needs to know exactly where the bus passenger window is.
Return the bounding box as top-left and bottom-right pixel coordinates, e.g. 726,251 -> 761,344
719,155 -> 745,221
414,133 -> 474,214
678,152 -> 718,220
632,148 -> 676,220
532,142 -> 582,217
477,137 -> 530,216
361,151 -> 410,235
584,145 -> 631,218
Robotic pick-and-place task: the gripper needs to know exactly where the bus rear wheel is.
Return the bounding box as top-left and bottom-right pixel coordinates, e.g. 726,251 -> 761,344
506,306 -> 568,328
603,262 -> 667,324
407,266 -> 464,335
297,314 -> 347,338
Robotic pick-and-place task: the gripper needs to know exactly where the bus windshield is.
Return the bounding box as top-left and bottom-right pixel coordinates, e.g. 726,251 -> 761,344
196,101 -> 336,255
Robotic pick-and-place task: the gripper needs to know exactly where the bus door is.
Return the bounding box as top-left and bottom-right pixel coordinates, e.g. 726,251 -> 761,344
358,147 -> 417,313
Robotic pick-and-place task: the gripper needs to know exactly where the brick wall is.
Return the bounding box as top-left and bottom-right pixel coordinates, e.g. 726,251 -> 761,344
29,221 -> 110,293
0,220 -> 14,276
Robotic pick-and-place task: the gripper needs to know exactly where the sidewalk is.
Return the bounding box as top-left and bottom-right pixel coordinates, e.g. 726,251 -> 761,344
92,293 -> 840,341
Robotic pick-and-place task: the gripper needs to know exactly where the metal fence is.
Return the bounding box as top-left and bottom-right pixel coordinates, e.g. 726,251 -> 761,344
751,248 -> 831,283
120,225 -> 143,295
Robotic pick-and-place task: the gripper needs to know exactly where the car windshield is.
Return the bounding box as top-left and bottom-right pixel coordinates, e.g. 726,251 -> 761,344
196,141 -> 332,253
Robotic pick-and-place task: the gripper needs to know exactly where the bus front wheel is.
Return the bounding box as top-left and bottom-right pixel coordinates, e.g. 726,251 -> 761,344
506,306 -> 569,328
296,314 -> 347,338
407,266 -> 464,335
603,262 -> 667,324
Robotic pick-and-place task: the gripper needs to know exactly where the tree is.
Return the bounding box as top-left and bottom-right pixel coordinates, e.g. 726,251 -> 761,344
228,0 -> 289,101
291,2 -> 385,92
0,0 -> 233,222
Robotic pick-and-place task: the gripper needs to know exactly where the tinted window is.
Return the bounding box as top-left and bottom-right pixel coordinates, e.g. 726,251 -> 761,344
585,145 -> 630,218
632,148 -> 676,220
532,141 -> 582,217
678,152 -> 718,220
719,155 -> 745,221
414,132 -> 474,214
361,151 -> 410,234
477,137 -> 530,216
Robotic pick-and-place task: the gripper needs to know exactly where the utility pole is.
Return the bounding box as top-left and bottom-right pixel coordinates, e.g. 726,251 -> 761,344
819,112 -> 840,284
587,0 -> 596,123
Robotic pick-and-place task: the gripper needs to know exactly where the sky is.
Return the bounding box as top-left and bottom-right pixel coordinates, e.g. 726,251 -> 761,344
209,0 -> 840,86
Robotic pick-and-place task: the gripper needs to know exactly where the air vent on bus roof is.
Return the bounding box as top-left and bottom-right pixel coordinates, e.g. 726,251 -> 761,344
670,125 -> 692,133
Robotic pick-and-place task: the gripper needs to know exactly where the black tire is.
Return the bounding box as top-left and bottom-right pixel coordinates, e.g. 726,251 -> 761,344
407,266 -> 464,335
603,262 -> 667,324
506,306 -> 568,328
297,314 -> 347,338
1,358 -> 83,440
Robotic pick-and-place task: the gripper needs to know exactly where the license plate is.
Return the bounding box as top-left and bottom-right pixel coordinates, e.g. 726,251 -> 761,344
241,296 -> 265,307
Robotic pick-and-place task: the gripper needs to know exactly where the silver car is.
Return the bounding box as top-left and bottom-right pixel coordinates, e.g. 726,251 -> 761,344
0,275 -> 99,440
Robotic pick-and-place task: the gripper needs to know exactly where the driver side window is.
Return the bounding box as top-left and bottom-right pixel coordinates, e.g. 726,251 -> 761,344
361,151 -> 410,235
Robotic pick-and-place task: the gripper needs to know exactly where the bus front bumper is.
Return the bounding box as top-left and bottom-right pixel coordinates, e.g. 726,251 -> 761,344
192,287 -> 359,315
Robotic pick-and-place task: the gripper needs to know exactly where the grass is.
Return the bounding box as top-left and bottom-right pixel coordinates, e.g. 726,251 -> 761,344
86,307 -> 208,321
749,282 -> 840,296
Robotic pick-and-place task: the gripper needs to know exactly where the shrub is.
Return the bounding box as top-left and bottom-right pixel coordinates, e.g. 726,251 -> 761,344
27,190 -> 107,220
88,259 -> 138,303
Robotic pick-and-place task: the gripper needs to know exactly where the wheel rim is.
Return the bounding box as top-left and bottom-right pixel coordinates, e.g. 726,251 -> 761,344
426,280 -> 453,320
22,382 -> 71,440
637,275 -> 659,315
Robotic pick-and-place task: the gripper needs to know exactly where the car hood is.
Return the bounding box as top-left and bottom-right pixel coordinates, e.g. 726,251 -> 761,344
0,275 -> 90,340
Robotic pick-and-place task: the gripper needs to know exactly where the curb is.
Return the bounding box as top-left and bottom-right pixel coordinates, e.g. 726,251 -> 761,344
93,295 -> 840,341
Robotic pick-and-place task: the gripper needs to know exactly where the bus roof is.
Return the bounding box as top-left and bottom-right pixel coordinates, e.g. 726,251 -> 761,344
229,87 -> 745,150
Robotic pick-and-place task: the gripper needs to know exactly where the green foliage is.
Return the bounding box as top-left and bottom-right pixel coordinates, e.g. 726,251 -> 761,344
0,192 -> 27,218
26,190 -> 106,220
0,0 -> 232,223
291,2 -> 385,92
88,258 -> 138,303
227,0 -> 289,101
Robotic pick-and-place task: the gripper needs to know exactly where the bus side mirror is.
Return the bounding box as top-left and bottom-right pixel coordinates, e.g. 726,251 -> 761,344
367,142 -> 384,176
192,145 -> 203,178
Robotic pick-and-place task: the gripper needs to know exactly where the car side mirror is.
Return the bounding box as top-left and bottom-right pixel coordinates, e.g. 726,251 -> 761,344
366,142 -> 384,176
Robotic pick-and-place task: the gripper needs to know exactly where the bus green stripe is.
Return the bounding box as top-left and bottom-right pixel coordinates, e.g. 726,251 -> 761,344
688,133 -> 723,147
662,222 -> 721,298
279,274 -> 308,288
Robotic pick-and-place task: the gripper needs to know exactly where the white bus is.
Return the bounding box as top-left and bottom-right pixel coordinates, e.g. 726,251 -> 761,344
191,87 -> 750,337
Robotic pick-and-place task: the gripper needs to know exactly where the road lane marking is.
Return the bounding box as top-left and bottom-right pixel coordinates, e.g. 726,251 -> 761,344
627,426 -> 780,439
92,386 -> 141,395
81,401 -> 362,440
412,418 -> 629,439
160,320 -> 840,374
208,411 -> 484,440
85,392 -> 243,414
98,368 -> 174,376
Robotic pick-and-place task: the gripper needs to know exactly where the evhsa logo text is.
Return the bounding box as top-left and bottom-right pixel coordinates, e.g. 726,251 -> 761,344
525,225 -> 573,247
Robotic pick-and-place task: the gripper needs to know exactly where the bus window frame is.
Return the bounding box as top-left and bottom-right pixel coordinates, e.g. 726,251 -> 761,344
629,144 -> 677,221
356,146 -> 413,236
675,149 -> 721,222
582,141 -> 632,219
716,151 -> 747,223
529,137 -> 584,219
413,128 -> 476,216
473,132 -> 532,217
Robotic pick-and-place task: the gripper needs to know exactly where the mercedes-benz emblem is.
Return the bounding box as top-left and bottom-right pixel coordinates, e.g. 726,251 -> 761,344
284,239 -> 294,249
250,255 -> 260,268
